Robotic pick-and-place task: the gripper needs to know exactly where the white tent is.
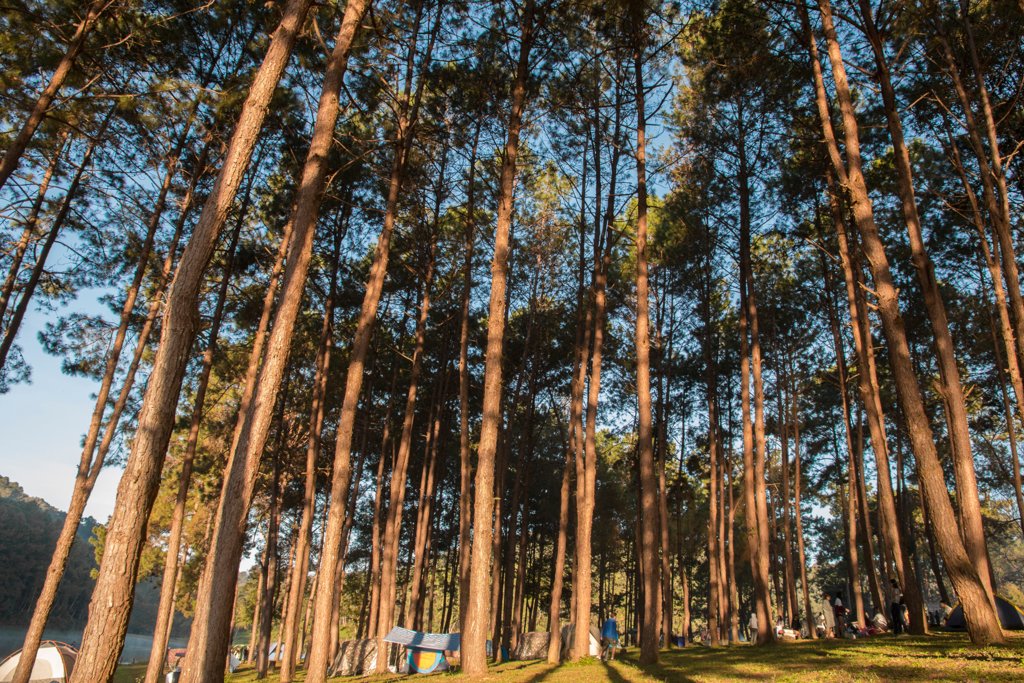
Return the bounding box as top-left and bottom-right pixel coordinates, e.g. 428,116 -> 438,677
0,641 -> 78,683
559,624 -> 600,660
329,639 -> 378,677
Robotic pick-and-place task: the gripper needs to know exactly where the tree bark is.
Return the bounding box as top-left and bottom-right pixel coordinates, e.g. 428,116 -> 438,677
854,0 -> 993,603
306,3 -> 440,678
181,4 -> 368,679
70,4 -> 317,679
800,0 -> 1003,645
142,169 -> 246,683
823,167 -> 926,633
461,3 -> 535,673
631,5 -> 661,662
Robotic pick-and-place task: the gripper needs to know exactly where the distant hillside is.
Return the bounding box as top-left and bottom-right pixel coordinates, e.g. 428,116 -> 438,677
0,476 -> 96,628
0,476 -> 190,637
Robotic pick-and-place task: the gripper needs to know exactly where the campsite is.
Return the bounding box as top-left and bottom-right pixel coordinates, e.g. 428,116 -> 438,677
2,0 -> 1024,682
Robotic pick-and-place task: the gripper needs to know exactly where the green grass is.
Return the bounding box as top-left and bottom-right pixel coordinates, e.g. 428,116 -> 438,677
223,632 -> 1024,682
113,662 -> 147,683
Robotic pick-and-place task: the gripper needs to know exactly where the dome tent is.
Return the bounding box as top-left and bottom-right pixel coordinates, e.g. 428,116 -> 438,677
944,595 -> 1024,630
0,641 -> 77,683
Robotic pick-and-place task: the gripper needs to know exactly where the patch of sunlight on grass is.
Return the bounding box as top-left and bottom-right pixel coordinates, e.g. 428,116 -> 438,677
223,632 -> 1024,682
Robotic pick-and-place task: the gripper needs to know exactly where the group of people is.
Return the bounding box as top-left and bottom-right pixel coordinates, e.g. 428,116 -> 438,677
603,581 -> 921,654
739,582 -> 912,642
817,581 -> 910,639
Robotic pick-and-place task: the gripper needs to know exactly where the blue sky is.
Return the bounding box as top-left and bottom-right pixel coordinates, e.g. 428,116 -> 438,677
0,289 -> 121,522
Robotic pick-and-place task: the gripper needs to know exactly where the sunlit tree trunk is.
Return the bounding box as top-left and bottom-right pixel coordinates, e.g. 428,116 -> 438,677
306,5 -> 438,679
461,1 -> 535,673
854,0 -> 993,602
631,3 -> 661,662
143,169 -> 247,683
182,5 -> 368,678
799,0 -> 1002,645
70,4 -> 317,678
823,171 -> 926,633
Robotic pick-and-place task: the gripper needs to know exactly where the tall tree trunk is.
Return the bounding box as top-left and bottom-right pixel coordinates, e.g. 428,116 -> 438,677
547,421 -> 572,663
799,0 -> 1002,645
821,248 -> 869,624
70,4 -> 318,679
575,97 -> 619,658
823,169 -> 926,633
366,415 -> 393,641
854,422 -> 885,617
726,453 -> 739,642
255,448 -> 285,679
736,117 -> 773,647
707,392 -> 721,645
306,4 -> 440,678
631,5 -> 661,663
142,174 -> 246,683
461,2 -> 535,674
375,237 -> 438,670
249,543 -> 268,663
457,120 -> 481,635
854,0 -> 994,602
790,374 -> 815,638
278,216 -> 345,682
0,0 -> 107,192
778,377 -> 798,627
181,5 -> 368,679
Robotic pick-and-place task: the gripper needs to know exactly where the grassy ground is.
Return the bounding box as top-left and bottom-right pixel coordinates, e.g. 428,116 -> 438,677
217,631 -> 1024,682
113,662 -> 147,683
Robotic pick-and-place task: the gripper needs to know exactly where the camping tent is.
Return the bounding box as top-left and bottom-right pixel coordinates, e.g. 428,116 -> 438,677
329,639 -> 378,677
944,595 -> 1024,630
558,624 -> 600,660
0,641 -> 78,683
512,632 -> 550,661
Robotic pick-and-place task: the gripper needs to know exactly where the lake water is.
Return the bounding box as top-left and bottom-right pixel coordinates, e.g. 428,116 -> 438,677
0,626 -> 187,664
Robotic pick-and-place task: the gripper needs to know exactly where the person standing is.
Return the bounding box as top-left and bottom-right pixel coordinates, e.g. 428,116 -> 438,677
601,613 -> 620,661
890,580 -> 907,635
820,591 -> 835,638
833,592 -> 846,637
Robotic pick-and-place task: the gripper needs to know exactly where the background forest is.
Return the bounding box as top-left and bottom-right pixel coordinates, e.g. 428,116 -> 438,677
0,0 -> 1023,681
